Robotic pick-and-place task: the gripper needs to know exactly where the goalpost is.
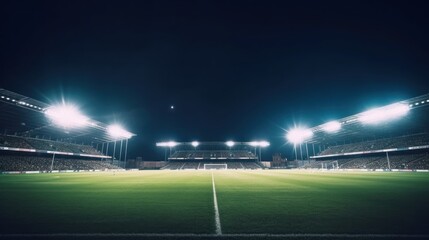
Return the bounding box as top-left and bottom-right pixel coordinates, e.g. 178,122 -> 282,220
204,164 -> 228,170
321,161 -> 339,170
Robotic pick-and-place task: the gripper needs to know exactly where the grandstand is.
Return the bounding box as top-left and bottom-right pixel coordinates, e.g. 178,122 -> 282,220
0,89 -> 134,172
157,141 -> 267,170
291,93 -> 429,170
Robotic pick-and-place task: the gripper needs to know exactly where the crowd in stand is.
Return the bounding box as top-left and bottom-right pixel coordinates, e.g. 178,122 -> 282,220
0,135 -> 33,149
303,133 -> 429,170
161,161 -> 262,170
320,134 -> 429,156
0,135 -> 102,155
169,150 -> 257,159
301,153 -> 429,170
0,155 -> 121,172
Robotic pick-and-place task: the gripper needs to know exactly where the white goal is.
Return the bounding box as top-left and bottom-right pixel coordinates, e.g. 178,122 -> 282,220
204,164 -> 227,170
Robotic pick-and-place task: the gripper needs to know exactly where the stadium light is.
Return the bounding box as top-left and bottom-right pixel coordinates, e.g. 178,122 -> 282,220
286,128 -> 313,144
358,103 -> 410,124
249,141 -> 259,147
107,124 -> 132,139
191,141 -> 199,147
259,141 -> 270,147
226,141 -> 235,147
249,141 -> 270,147
45,104 -> 89,128
156,141 -> 178,147
322,121 -> 341,132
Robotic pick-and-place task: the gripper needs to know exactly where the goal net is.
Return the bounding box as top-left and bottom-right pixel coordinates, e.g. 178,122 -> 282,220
204,164 -> 227,170
321,161 -> 339,170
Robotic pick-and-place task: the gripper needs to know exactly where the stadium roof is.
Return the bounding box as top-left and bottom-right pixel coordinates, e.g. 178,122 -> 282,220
0,89 -> 135,143
307,93 -> 429,145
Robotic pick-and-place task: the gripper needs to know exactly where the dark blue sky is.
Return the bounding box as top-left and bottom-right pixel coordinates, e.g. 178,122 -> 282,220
1,0 -> 429,160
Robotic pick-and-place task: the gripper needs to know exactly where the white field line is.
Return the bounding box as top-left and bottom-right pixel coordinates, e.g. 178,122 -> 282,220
212,172 -> 222,235
1,233 -> 429,238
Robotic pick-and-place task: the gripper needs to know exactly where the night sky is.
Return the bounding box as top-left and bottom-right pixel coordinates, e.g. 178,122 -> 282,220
1,0 -> 429,160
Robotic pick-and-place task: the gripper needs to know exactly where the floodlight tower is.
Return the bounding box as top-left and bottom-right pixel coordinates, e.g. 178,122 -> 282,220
191,141 -> 199,151
45,104 -> 89,129
44,103 -> 90,171
107,124 -> 133,168
258,141 -> 270,162
249,141 -> 270,161
286,128 -> 313,160
226,141 -> 235,151
156,141 -> 178,161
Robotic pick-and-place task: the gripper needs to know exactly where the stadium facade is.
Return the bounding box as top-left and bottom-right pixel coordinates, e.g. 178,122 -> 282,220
156,141 -> 267,170
287,93 -> 429,170
0,89 -> 134,173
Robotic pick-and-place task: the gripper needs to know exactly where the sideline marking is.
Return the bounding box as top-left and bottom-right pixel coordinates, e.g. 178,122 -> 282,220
1,233 -> 429,238
212,172 -> 222,235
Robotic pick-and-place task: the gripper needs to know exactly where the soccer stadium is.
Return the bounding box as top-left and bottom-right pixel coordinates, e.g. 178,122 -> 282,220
1,88 -> 429,240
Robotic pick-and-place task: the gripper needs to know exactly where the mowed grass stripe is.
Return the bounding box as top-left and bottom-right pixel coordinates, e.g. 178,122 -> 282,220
0,171 -> 215,234
1,170 -> 429,235
214,170 -> 429,234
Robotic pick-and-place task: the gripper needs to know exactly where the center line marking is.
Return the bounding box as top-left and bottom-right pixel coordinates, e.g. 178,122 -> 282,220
211,172 -> 222,235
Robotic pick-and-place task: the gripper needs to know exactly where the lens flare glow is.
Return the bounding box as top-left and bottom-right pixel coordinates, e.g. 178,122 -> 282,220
156,141 -> 178,147
45,104 -> 89,128
107,124 -> 133,139
226,141 -> 235,147
322,121 -> 341,132
286,128 -> 313,144
358,103 -> 409,124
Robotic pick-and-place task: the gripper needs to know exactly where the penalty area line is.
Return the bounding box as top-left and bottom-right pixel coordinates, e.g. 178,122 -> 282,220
212,172 -> 222,235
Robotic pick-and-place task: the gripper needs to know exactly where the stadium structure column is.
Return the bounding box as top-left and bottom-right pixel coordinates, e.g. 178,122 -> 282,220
124,139 -> 128,169
50,153 -> 55,172
305,142 -> 309,160
299,144 -> 303,160
113,141 -> 117,164
294,144 -> 298,160
312,144 -> 315,157
119,140 -> 123,167
105,142 -> 109,162
386,152 -> 391,170
101,143 -> 105,160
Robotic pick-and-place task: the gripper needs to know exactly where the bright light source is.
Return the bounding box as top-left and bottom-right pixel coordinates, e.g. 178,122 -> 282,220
191,141 -> 199,147
249,141 -> 259,147
226,141 -> 235,147
259,141 -> 270,147
107,124 -> 132,139
156,141 -> 178,147
358,103 -> 409,124
45,104 -> 89,128
322,121 -> 341,132
286,128 -> 313,144
249,141 -> 270,147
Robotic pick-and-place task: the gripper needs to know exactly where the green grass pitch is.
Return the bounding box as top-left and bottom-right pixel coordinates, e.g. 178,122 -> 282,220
1,170 -> 429,237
